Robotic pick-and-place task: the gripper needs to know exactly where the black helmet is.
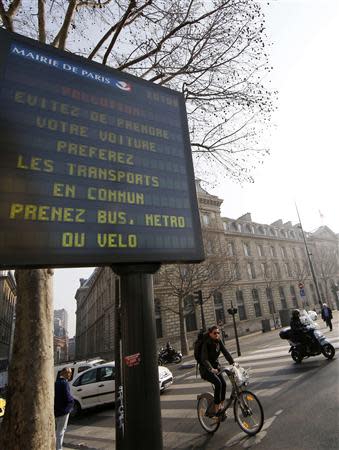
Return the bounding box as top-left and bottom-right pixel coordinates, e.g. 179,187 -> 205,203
292,309 -> 300,319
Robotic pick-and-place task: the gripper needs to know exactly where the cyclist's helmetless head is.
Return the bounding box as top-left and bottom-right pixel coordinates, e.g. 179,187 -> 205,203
208,325 -> 220,341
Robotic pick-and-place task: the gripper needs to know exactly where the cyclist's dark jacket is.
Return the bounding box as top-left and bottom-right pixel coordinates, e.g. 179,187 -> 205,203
199,335 -> 234,377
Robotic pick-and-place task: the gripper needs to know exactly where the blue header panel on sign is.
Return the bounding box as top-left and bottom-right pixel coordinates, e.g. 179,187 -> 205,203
0,30 -> 204,268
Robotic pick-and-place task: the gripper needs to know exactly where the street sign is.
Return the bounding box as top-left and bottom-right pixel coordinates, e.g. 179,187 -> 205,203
0,30 -> 204,268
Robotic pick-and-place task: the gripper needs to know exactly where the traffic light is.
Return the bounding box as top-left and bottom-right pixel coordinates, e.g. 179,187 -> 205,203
298,282 -> 304,289
227,307 -> 237,315
193,290 -> 203,305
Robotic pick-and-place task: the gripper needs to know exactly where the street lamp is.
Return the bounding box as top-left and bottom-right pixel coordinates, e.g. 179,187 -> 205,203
295,204 -> 323,308
193,290 -> 206,331
227,301 -> 241,356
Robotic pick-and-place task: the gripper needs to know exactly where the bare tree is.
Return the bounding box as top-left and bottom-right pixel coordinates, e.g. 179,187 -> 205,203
314,245 -> 339,308
157,255 -> 237,355
0,0 -> 275,182
260,263 -> 280,326
0,2 -> 274,445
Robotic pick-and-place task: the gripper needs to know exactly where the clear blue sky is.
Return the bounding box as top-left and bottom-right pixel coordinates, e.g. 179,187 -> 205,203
55,0 -> 339,336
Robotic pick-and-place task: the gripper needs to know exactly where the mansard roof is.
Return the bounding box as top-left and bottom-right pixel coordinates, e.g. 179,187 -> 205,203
311,226 -> 338,240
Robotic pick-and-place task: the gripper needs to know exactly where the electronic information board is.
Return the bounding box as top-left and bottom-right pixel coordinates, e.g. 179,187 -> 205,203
0,30 -> 204,268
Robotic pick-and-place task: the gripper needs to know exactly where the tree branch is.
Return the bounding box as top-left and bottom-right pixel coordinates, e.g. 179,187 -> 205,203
38,0 -> 46,43
103,0 -> 137,65
52,0 -> 77,49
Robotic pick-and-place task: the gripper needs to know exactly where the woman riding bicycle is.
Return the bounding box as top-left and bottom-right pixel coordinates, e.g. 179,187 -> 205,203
199,325 -> 234,416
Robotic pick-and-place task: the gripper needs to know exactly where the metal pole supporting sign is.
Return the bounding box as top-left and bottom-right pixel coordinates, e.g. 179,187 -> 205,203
111,264 -> 162,450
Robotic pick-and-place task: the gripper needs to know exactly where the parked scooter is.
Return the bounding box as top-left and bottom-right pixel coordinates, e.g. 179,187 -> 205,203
158,343 -> 182,365
279,324 -> 335,363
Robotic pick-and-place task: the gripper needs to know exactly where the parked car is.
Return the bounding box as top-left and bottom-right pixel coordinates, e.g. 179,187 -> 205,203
54,357 -> 106,382
70,361 -> 173,416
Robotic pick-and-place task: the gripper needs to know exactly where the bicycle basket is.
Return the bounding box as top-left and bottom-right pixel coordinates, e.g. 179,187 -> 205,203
232,365 -> 249,387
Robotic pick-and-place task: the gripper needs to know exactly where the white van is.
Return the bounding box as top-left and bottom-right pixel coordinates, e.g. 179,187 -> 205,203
54,358 -> 106,383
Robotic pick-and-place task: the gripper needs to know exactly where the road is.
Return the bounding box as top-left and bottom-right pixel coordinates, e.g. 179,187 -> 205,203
64,316 -> 339,450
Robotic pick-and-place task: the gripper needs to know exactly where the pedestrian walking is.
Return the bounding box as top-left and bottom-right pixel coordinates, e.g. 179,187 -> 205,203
321,303 -> 333,331
54,367 -> 74,450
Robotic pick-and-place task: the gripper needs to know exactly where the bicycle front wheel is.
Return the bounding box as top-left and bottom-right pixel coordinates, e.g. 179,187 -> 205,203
234,390 -> 264,436
197,393 -> 220,434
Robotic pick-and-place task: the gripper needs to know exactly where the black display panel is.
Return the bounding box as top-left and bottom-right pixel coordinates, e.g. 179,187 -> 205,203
0,29 -> 204,268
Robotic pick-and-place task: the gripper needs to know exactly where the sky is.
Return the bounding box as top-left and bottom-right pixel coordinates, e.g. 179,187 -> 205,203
54,0 -> 339,336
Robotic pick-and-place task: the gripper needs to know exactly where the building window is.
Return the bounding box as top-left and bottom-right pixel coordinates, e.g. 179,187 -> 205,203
279,286 -> 287,309
258,226 -> 265,235
290,231 -> 295,239
290,286 -> 298,308
274,263 -> 281,279
247,262 -> 256,279
243,242 -> 251,257
257,244 -> 264,257
245,224 -> 252,233
227,242 -> 234,256
184,295 -> 197,332
236,290 -> 247,320
252,289 -> 262,317
281,246 -> 287,258
231,222 -> 238,232
284,263 -> 292,278
234,263 -> 241,280
214,292 -> 225,324
309,284 -> 317,305
270,246 -> 276,257
292,248 -> 297,258
318,283 -> 325,302
266,287 -> 276,314
280,230 -> 286,238
154,299 -> 163,338
202,214 -> 210,225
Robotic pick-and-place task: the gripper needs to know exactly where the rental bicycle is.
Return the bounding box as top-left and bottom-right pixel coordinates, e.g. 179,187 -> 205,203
197,364 -> 264,435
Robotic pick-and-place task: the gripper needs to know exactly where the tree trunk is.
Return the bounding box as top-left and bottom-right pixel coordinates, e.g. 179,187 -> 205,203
178,297 -> 189,356
0,269 -> 55,450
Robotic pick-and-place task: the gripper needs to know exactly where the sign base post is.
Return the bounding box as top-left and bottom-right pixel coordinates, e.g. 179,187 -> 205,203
112,264 -> 162,450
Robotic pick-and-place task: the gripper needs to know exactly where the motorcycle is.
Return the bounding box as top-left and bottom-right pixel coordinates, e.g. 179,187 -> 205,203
158,346 -> 182,365
279,324 -> 335,363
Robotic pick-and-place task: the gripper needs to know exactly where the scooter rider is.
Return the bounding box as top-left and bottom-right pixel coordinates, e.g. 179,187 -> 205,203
290,309 -> 312,349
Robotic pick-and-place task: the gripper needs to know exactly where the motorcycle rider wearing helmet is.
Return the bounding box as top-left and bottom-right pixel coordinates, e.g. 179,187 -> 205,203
290,309 -> 312,348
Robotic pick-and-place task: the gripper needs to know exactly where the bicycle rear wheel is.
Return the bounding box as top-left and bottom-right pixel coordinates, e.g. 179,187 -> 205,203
197,393 -> 220,433
233,390 -> 264,436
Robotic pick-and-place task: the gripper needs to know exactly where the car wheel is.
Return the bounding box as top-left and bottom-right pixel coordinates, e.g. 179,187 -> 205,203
70,400 -> 82,417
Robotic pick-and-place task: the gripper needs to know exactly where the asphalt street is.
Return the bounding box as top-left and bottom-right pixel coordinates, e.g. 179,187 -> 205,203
64,312 -> 339,450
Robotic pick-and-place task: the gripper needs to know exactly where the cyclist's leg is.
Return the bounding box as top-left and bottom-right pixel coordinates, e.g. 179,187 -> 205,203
217,373 -> 226,407
203,371 -> 222,413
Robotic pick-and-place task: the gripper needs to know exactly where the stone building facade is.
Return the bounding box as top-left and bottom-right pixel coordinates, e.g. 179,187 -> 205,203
74,182 -> 339,358
75,267 -> 117,360
0,271 -> 16,370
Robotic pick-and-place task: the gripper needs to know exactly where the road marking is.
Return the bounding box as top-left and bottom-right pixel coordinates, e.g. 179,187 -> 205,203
254,386 -> 284,397
161,393 -> 198,402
